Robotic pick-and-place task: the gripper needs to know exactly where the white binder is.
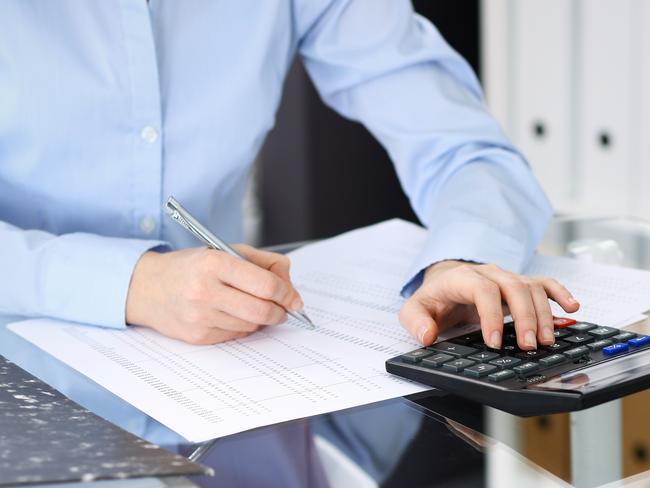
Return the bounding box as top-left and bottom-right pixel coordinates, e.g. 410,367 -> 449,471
637,0 -> 650,218
510,0 -> 576,213
576,0 -> 638,217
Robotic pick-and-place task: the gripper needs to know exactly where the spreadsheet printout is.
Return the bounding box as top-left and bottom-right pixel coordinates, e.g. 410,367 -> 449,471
10,219 -> 650,441
9,220 -> 430,442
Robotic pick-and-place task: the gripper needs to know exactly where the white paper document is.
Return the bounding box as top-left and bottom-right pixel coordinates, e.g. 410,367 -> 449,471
9,219 -> 650,442
526,254 -> 650,327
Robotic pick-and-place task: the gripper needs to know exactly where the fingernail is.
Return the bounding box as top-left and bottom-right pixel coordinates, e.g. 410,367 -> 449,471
417,324 -> 430,344
289,296 -> 303,312
542,327 -> 555,343
567,296 -> 578,304
524,330 -> 537,348
490,330 -> 501,349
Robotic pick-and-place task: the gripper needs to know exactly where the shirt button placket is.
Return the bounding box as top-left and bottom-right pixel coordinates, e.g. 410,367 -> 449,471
121,0 -> 164,239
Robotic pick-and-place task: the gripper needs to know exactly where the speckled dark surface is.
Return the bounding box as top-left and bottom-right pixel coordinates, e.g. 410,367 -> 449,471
0,355 -> 210,486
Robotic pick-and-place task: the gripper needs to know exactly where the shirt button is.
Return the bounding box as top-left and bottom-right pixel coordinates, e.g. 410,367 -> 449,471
139,216 -> 156,235
140,126 -> 159,144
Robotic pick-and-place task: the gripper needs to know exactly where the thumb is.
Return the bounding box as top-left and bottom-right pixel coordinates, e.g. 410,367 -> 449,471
399,296 -> 439,346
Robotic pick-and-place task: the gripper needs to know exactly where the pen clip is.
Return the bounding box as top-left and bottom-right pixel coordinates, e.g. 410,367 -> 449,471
164,196 -> 227,252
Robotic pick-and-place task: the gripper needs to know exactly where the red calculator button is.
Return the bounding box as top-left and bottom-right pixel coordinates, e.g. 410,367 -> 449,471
553,317 -> 577,328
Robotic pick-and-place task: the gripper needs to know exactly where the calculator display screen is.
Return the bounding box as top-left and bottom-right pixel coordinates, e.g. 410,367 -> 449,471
528,349 -> 650,393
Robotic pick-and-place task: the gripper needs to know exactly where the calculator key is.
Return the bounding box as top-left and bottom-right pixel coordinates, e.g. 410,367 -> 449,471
613,332 -> 637,342
502,344 -> 519,354
489,356 -> 522,369
543,341 -> 572,353
421,353 -> 454,368
553,317 -> 577,328
587,326 -> 619,339
442,358 -> 476,373
513,362 -> 539,375
428,342 -> 478,358
401,349 -> 434,363
538,354 -> 566,368
569,322 -> 597,332
628,336 -> 650,347
502,331 -> 518,344
515,350 -> 548,361
464,363 -> 499,378
451,332 -> 483,345
602,343 -> 629,356
587,339 -> 613,351
564,346 -> 590,359
488,369 -> 516,382
468,351 -> 501,363
564,334 -> 594,345
553,329 -> 572,339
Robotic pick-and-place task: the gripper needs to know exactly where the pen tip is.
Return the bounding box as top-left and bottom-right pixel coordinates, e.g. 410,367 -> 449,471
296,310 -> 316,329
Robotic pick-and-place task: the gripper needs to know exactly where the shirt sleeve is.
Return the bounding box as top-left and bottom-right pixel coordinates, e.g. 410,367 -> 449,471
0,220 -> 170,328
293,0 -> 553,295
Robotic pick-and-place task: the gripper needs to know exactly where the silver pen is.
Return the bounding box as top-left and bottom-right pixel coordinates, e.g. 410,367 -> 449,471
164,196 -> 315,329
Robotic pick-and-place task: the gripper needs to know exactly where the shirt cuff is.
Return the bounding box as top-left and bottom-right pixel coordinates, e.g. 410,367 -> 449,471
41,234 -> 171,329
400,220 -> 529,297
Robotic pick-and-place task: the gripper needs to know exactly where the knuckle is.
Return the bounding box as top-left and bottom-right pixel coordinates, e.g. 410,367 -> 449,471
207,251 -> 233,275
239,321 -> 260,332
186,328 -> 214,345
234,243 -> 253,254
481,263 -> 500,272
182,308 -> 205,325
258,277 -> 283,300
505,279 -> 527,293
196,247 -> 218,268
457,263 -> 477,275
185,278 -> 209,303
545,277 -> 564,289
251,301 -> 276,323
520,276 -> 535,286
514,312 -> 537,325
478,279 -> 499,295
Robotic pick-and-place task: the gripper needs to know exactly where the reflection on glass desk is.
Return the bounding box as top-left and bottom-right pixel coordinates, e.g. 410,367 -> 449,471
177,396 -> 568,488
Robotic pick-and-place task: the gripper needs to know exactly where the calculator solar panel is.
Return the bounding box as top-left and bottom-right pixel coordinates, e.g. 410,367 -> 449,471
386,318 -> 650,416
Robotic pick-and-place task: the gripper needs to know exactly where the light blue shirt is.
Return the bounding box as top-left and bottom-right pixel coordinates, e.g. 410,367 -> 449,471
0,0 -> 552,446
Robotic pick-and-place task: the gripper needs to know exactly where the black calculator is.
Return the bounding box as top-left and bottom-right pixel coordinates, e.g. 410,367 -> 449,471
386,318 -> 650,416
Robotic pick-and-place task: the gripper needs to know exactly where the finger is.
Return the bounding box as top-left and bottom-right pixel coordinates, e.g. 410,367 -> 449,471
539,277 -> 580,313
233,244 -> 292,281
214,253 -> 302,311
215,284 -> 288,326
399,295 -> 439,346
468,278 -> 505,349
432,267 -> 504,349
208,310 -> 263,333
183,327 -> 249,346
475,268 -> 538,350
529,283 -> 555,345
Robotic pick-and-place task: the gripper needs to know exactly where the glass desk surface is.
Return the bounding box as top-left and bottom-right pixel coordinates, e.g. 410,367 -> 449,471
176,217 -> 650,488
7,216 -> 650,488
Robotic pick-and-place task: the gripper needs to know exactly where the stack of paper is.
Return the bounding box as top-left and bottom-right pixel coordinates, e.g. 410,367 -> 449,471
9,219 -> 650,441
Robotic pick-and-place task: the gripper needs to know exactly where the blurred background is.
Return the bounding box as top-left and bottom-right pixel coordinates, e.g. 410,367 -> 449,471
249,0 -> 650,248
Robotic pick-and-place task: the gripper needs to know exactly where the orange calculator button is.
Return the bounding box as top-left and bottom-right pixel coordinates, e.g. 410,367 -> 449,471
553,316 -> 577,328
